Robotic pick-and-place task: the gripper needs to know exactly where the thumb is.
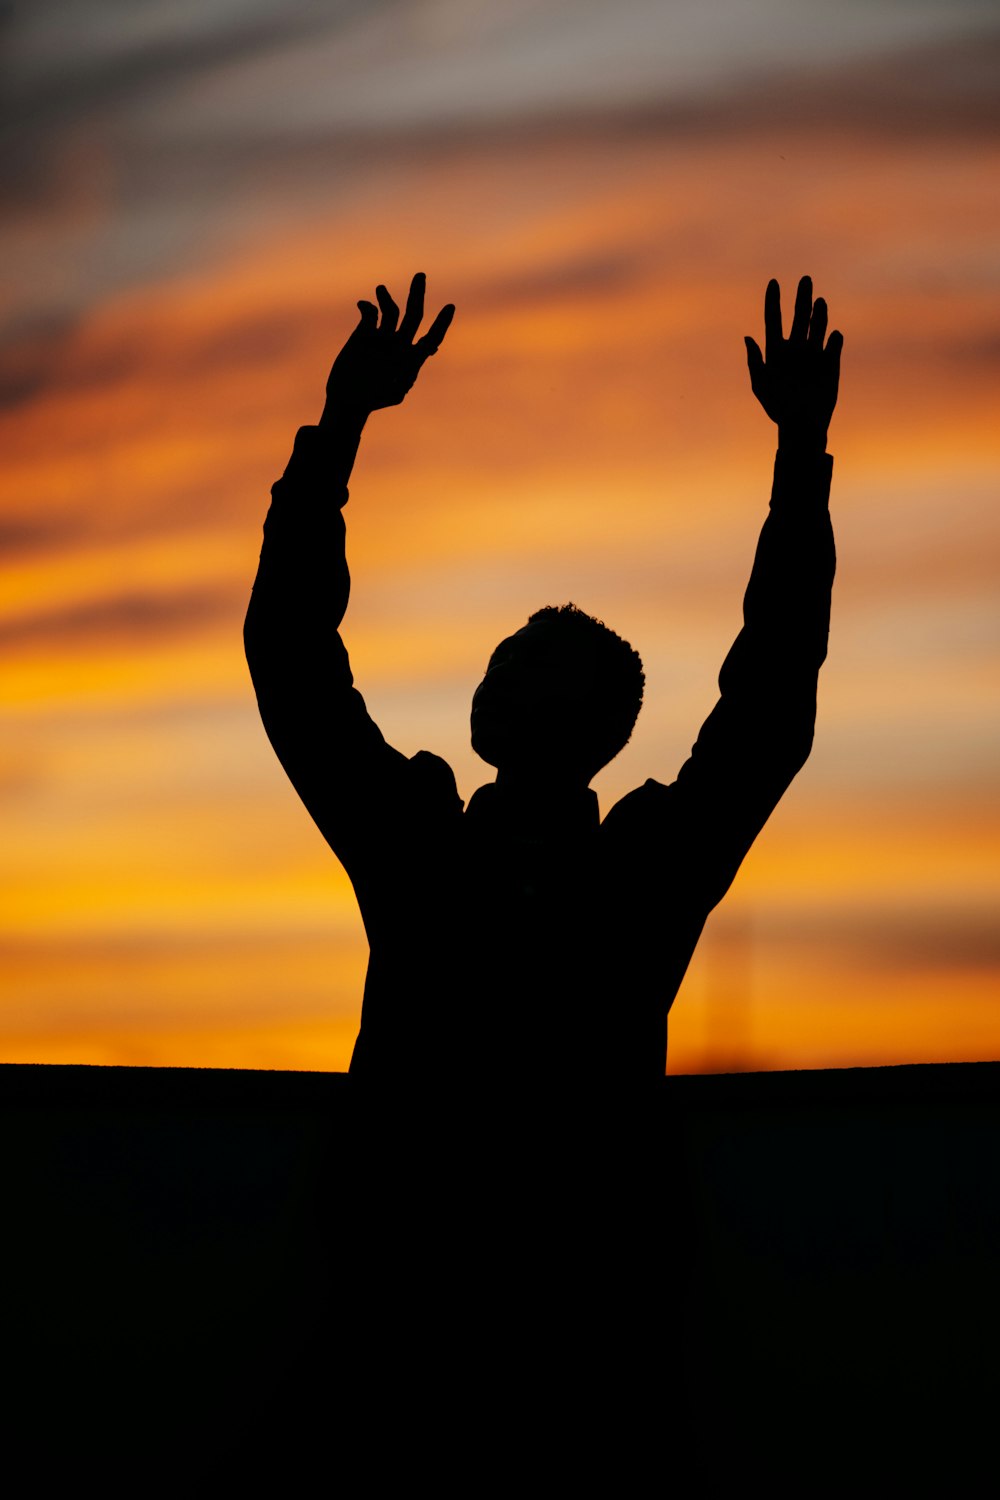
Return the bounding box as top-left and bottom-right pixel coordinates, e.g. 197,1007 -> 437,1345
355,299 -> 378,331
744,335 -> 765,392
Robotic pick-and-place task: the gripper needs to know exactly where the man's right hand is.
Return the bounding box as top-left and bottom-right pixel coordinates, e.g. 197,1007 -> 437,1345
321,272 -> 455,426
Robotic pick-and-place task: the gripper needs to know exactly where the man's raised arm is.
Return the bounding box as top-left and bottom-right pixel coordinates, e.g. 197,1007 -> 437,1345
243,273 -> 455,860
610,276 -> 842,916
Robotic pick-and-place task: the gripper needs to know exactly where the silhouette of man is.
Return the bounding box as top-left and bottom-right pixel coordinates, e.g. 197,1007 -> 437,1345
245,272 -> 841,1082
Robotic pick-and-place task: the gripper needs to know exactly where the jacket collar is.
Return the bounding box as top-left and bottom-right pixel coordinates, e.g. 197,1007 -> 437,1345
464,780 -> 600,838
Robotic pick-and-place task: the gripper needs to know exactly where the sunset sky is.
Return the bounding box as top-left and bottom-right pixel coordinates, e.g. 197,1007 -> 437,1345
2,0 -> 998,1074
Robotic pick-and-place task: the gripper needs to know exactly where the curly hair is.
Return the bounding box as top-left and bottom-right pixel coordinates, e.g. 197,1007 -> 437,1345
527,602 -> 645,772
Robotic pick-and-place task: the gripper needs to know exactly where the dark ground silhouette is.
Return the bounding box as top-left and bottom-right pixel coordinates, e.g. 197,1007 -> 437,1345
4,1062 -> 998,1490
245,272 -> 840,1080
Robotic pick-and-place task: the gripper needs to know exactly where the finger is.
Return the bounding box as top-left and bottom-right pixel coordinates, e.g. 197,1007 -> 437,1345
375,284 -> 399,334
790,274 -> 812,345
825,329 -> 843,397
744,335 -> 765,394
764,279 -> 782,361
415,303 -> 455,361
808,296 -> 828,349
398,272 -> 426,343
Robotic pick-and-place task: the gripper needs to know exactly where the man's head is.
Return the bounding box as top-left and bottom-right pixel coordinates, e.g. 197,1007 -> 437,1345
470,603 -> 645,784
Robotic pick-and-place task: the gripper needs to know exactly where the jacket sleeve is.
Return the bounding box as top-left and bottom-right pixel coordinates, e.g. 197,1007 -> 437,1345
607,447 -> 836,914
243,424 -> 411,875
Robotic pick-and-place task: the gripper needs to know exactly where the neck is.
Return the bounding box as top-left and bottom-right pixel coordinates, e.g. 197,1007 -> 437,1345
495,766 -> 592,805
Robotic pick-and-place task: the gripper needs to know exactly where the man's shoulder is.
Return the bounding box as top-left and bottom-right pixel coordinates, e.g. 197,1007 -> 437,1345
601,778 -> 674,838
407,749 -> 465,813
351,749 -> 461,853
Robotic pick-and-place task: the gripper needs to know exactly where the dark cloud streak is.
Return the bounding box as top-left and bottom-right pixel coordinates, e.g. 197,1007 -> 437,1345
3,21 -> 998,218
0,514 -> 90,558
0,583 -> 238,650
2,17 -> 996,363
0,0 -> 377,146
767,910 -> 1000,974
